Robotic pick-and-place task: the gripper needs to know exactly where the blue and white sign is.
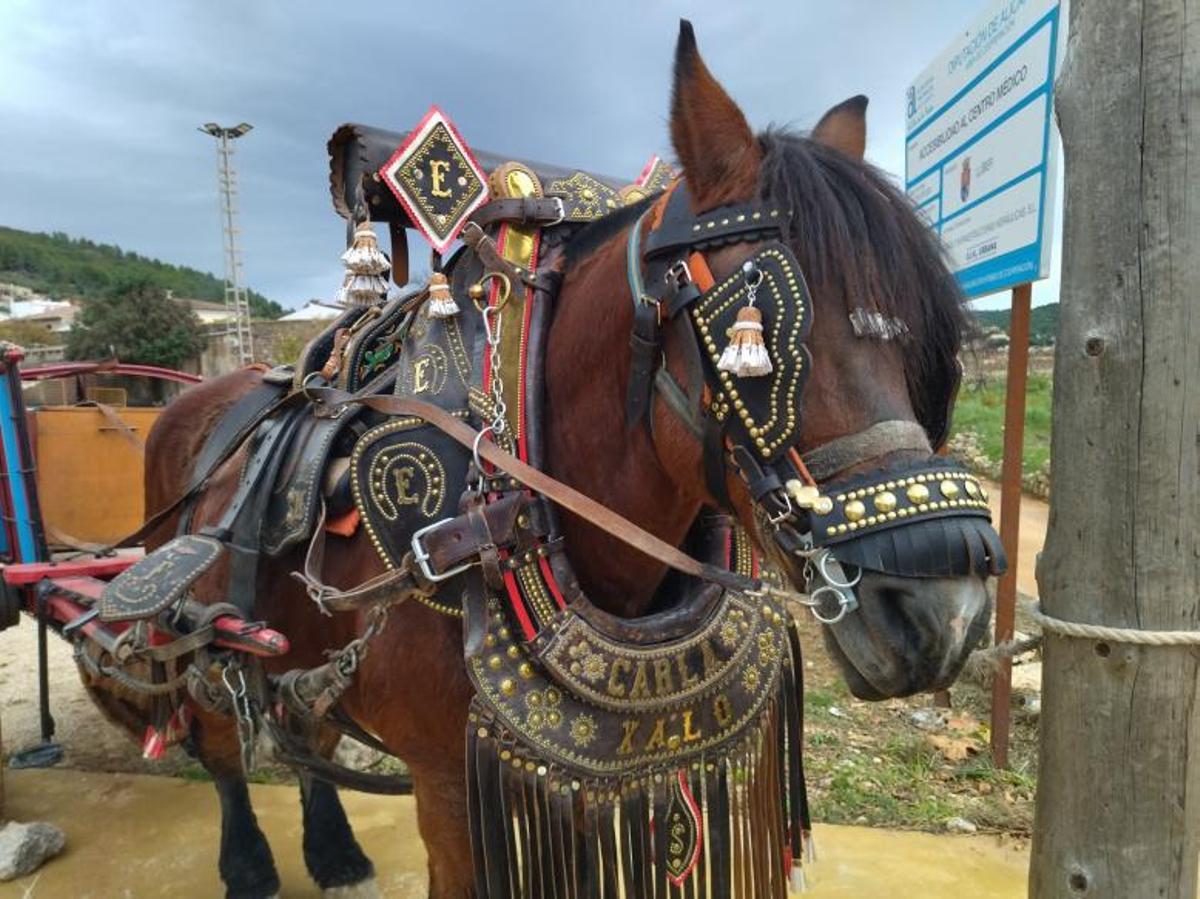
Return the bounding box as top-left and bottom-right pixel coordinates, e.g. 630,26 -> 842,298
905,0 -> 1065,298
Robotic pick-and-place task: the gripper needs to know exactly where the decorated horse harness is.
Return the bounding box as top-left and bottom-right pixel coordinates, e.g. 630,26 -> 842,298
88,109 -> 1004,898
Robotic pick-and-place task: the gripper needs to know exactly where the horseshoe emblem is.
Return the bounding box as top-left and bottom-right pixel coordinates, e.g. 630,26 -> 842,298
368,442 -> 446,520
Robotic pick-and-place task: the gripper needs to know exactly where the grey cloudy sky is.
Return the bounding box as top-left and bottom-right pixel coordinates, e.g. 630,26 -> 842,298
1,0 -> 1058,311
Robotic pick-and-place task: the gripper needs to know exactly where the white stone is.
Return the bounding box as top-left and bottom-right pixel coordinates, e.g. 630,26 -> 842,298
944,817 -> 978,835
0,821 -> 66,881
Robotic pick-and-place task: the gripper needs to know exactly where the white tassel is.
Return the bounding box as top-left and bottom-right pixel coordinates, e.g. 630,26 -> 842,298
789,863 -> 807,893
336,223 -> 390,306
425,272 -> 459,318
716,305 -> 773,377
341,224 -> 390,276
337,272 -> 389,306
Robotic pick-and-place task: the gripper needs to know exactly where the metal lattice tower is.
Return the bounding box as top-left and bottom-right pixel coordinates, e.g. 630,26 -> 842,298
199,123 -> 254,365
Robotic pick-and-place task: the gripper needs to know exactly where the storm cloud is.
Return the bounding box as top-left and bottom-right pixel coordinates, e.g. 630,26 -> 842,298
0,1 -> 1047,309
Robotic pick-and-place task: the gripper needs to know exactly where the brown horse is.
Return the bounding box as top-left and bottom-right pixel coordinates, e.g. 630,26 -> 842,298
84,24 -> 990,899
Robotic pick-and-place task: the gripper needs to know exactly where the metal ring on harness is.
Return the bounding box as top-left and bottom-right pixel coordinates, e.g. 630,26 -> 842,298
472,272 -> 512,312
817,551 -> 862,590
805,585 -> 856,625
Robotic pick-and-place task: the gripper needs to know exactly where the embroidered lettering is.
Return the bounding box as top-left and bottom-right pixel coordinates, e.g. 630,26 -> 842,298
653,658 -> 675,696
629,661 -> 652,700
412,356 -> 433,393
675,653 -> 700,689
607,659 -> 631,697
713,693 -> 734,727
644,717 -> 667,752
429,159 -> 452,198
700,639 -> 720,678
618,719 -> 639,755
681,709 -> 702,743
393,467 -> 420,505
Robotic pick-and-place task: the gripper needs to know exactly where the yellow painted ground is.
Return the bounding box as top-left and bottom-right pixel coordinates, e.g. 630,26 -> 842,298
0,768 -> 1029,897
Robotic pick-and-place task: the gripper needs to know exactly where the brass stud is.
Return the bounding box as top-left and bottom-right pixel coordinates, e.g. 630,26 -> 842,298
874,490 -> 898,513
907,483 -> 930,504
507,645 -> 520,659
813,496 -> 834,515
826,526 -> 837,536
964,480 -> 980,498
519,662 -> 535,679
837,524 -> 848,534
845,500 -> 866,522
941,480 -> 960,499
484,633 -> 496,647
468,283 -> 485,302
488,655 -> 503,670
498,627 -> 511,640
500,678 -> 517,696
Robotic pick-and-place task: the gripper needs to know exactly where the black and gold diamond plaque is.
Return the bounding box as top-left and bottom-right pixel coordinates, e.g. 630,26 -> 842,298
378,106 -> 489,253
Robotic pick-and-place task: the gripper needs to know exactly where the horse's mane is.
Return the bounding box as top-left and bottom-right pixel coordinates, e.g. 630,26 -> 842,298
563,128 -> 969,441
756,129 -> 968,440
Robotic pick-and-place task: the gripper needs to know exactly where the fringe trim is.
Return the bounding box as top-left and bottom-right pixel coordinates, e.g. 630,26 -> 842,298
467,632 -> 809,897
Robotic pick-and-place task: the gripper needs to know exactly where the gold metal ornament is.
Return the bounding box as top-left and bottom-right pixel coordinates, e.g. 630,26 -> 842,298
844,500 -> 867,522
906,483 -> 930,504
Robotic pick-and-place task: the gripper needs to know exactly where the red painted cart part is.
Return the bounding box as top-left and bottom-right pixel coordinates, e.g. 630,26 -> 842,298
3,557 -> 138,585
18,361 -> 203,385
32,579 -> 289,658
210,616 -> 290,657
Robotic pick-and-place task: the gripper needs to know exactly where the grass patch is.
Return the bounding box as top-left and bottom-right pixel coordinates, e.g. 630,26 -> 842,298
950,373 -> 1053,474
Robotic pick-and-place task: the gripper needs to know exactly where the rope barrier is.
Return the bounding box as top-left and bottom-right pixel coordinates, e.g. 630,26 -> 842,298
1023,599 -> 1200,646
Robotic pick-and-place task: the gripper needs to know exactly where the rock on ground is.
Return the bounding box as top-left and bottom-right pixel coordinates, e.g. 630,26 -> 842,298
944,817 -> 978,835
0,821 -> 66,881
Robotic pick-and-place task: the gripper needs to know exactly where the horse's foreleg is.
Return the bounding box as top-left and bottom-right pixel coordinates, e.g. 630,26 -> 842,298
410,761 -> 475,899
300,771 -> 378,897
194,710 -> 281,899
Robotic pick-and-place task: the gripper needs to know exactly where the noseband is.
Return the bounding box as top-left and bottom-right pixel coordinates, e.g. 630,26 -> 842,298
625,183 -> 1005,619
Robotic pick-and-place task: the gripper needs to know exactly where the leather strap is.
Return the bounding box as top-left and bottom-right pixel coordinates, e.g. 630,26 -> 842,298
626,301 -> 660,428
642,185 -> 790,259
459,223 -> 556,291
470,197 -> 564,229
800,419 -> 932,482
308,389 -> 757,593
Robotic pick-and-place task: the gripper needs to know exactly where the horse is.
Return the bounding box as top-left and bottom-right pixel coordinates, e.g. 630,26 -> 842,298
82,22 -> 994,899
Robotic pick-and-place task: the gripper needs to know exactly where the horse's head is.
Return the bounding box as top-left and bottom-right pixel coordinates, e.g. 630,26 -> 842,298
649,22 -> 1001,699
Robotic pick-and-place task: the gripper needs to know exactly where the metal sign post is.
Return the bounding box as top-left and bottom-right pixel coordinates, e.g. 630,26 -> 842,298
905,0 -> 1066,766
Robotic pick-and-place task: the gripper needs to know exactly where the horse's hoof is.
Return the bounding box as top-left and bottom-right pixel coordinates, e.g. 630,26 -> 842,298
322,878 -> 382,899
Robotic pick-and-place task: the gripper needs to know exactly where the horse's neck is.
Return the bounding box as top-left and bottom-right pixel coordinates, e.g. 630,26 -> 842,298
543,242 -> 702,618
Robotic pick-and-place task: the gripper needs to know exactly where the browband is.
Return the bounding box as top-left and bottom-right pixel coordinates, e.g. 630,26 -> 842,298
643,183 -> 791,259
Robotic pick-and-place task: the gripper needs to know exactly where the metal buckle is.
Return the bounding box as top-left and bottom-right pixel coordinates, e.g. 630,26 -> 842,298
411,519 -> 479,583
547,196 -> 566,227
666,259 -> 693,287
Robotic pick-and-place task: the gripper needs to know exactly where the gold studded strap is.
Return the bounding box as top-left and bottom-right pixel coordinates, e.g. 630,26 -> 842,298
810,462 -> 992,543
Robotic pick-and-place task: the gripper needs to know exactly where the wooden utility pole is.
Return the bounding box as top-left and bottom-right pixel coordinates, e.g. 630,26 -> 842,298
1029,1 -> 1200,897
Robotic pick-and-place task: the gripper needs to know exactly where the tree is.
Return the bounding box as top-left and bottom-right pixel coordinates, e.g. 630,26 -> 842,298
0,320 -> 63,347
66,279 -> 205,369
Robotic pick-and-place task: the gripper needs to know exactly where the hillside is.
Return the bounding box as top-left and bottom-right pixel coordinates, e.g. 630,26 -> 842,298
0,227 -> 284,319
972,302 -> 1059,345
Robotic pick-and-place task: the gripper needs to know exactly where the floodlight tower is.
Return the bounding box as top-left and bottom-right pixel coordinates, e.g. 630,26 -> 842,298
199,122 -> 255,365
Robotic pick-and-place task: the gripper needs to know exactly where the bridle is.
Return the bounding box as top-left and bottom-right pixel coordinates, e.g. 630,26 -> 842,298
623,181 -> 1003,621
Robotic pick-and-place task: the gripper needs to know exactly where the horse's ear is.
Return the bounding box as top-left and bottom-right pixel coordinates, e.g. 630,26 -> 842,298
812,95 -> 869,159
670,20 -> 762,209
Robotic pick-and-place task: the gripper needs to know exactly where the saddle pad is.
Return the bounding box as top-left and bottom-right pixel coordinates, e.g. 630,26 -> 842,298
99,534 -> 222,623
350,415 -> 473,572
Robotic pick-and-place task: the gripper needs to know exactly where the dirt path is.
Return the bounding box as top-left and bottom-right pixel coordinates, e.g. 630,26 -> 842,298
983,480 -> 1048,598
